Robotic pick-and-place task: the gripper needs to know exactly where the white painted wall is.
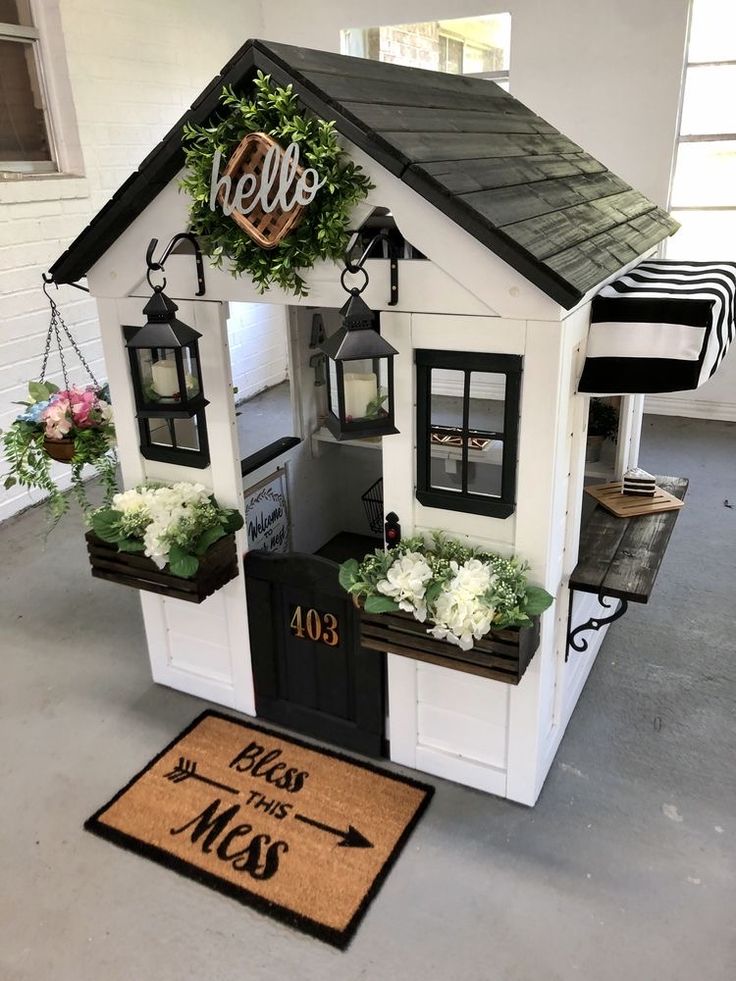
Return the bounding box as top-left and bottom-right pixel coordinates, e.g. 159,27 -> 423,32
0,0 -> 264,522
262,1 -> 736,422
227,302 -> 289,402
259,0 -> 690,208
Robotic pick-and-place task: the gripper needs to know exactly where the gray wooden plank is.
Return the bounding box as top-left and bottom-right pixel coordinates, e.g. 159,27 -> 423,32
460,172 -> 631,227
545,211 -> 679,295
502,190 -> 657,261
382,130 -> 582,164
264,41 -> 517,99
569,507 -> 630,594
412,153 -> 607,194
570,476 -> 688,603
299,71 -> 535,113
342,102 -> 556,135
601,477 -> 688,603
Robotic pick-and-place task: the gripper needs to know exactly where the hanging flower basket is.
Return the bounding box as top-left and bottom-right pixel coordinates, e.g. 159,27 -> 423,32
2,380 -> 117,525
88,482 -> 244,603
43,436 -> 76,463
1,281 -> 118,528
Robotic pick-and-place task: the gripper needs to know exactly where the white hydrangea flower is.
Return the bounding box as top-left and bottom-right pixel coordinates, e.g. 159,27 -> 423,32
112,488 -> 146,513
376,551 -> 432,621
428,558 -> 496,650
111,482 -> 216,569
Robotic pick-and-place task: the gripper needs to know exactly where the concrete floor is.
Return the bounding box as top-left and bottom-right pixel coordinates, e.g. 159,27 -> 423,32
236,380 -> 295,460
1,415 -> 734,981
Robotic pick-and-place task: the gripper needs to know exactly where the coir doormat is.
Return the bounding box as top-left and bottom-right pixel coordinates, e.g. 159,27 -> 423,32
85,710 -> 433,948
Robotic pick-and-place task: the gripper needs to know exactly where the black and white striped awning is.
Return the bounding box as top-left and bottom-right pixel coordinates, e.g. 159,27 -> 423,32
578,260 -> 736,394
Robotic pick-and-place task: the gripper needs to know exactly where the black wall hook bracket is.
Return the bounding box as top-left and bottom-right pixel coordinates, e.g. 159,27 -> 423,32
146,232 -> 206,296
344,230 -> 399,307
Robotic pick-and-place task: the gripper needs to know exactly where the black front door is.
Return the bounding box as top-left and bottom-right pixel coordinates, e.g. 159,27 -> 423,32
244,551 -> 385,758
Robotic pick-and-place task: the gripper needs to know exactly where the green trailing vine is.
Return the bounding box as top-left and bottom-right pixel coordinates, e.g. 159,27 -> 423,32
180,72 -> 373,296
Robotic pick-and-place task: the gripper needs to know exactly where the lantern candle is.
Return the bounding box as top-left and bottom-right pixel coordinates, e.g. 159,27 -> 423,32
151,359 -> 180,399
343,372 -> 377,419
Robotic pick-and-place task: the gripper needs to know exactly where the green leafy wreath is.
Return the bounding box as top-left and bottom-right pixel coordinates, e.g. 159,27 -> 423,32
180,72 -> 373,296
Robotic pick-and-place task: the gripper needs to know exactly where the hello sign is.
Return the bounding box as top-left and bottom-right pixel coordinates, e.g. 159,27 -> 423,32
209,132 -> 325,249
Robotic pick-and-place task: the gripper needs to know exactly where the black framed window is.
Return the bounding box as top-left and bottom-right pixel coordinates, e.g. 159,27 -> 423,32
415,350 -> 522,518
123,325 -> 210,468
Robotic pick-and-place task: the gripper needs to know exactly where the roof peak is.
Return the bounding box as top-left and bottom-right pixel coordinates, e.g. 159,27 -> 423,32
49,38 -> 677,307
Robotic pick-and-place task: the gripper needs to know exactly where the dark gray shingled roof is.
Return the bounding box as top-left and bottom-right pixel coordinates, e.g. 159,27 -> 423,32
48,38 -> 679,308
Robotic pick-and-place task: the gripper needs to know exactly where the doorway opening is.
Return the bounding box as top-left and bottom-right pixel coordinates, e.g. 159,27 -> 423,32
232,301 -> 387,756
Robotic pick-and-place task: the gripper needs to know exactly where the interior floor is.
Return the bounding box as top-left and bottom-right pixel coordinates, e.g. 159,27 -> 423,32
315,531 -> 383,564
236,380 -> 294,461
1,415 -> 734,981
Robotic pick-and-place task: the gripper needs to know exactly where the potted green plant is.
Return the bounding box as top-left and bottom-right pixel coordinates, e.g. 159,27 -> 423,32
340,532 -> 552,679
586,398 -> 619,463
2,380 -> 117,525
87,482 -> 244,603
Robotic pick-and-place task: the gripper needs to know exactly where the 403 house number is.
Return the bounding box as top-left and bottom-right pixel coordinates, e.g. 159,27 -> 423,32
289,605 -> 339,647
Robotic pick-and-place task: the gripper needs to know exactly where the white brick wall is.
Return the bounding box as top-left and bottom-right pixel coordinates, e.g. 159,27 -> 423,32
227,303 -> 289,401
0,0 -> 264,522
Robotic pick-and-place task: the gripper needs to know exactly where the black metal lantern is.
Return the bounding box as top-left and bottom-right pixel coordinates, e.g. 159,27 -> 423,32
125,287 -> 210,467
320,272 -> 399,440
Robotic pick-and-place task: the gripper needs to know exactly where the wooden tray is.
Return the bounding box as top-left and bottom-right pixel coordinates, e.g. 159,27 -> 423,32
585,480 -> 685,518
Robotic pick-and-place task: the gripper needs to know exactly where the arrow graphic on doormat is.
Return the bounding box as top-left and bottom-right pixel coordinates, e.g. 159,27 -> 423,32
294,813 -> 373,848
163,757 -> 241,796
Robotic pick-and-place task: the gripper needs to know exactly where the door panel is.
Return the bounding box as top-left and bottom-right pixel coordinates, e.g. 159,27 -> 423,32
245,551 -> 385,757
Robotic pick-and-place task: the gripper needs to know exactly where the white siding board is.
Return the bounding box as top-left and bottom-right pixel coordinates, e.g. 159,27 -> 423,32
386,653 -> 419,769
414,747 -> 507,797
417,663 -> 509,722
418,705 -> 507,769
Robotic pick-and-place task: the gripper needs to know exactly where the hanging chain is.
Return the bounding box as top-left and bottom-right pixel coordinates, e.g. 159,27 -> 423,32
41,278 -> 100,389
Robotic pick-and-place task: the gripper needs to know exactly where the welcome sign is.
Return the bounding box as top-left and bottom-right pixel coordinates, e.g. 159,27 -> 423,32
243,469 -> 290,553
85,711 -> 433,947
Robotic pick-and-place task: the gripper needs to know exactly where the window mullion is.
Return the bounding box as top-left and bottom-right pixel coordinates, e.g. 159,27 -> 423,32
461,370 -> 470,495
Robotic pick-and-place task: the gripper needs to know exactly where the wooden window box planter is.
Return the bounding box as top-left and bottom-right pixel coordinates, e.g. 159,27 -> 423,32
85,531 -> 239,604
359,609 -> 541,685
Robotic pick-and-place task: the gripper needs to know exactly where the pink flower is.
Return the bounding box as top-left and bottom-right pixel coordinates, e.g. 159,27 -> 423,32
41,396 -> 72,439
55,386 -> 102,429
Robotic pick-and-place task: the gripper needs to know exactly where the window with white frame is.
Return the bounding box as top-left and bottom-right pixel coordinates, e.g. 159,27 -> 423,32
668,0 -> 736,257
0,0 -> 57,175
340,14 -> 511,90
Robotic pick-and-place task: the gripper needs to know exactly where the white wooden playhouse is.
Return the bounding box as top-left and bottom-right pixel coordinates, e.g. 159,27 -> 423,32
48,41 -> 734,805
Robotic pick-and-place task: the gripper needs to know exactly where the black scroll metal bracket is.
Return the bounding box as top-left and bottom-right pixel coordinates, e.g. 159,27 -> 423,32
146,232 -> 205,296
344,230 -> 399,306
566,590 -> 629,661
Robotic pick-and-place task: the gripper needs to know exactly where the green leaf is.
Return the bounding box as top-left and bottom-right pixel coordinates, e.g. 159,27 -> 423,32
221,510 -> 244,534
338,559 -> 359,591
3,476 -> 17,489
28,381 -> 52,402
194,524 -> 226,555
115,538 -> 146,553
425,581 -> 443,606
364,595 -> 400,614
90,508 -> 125,543
523,586 -> 554,616
167,545 -> 200,579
